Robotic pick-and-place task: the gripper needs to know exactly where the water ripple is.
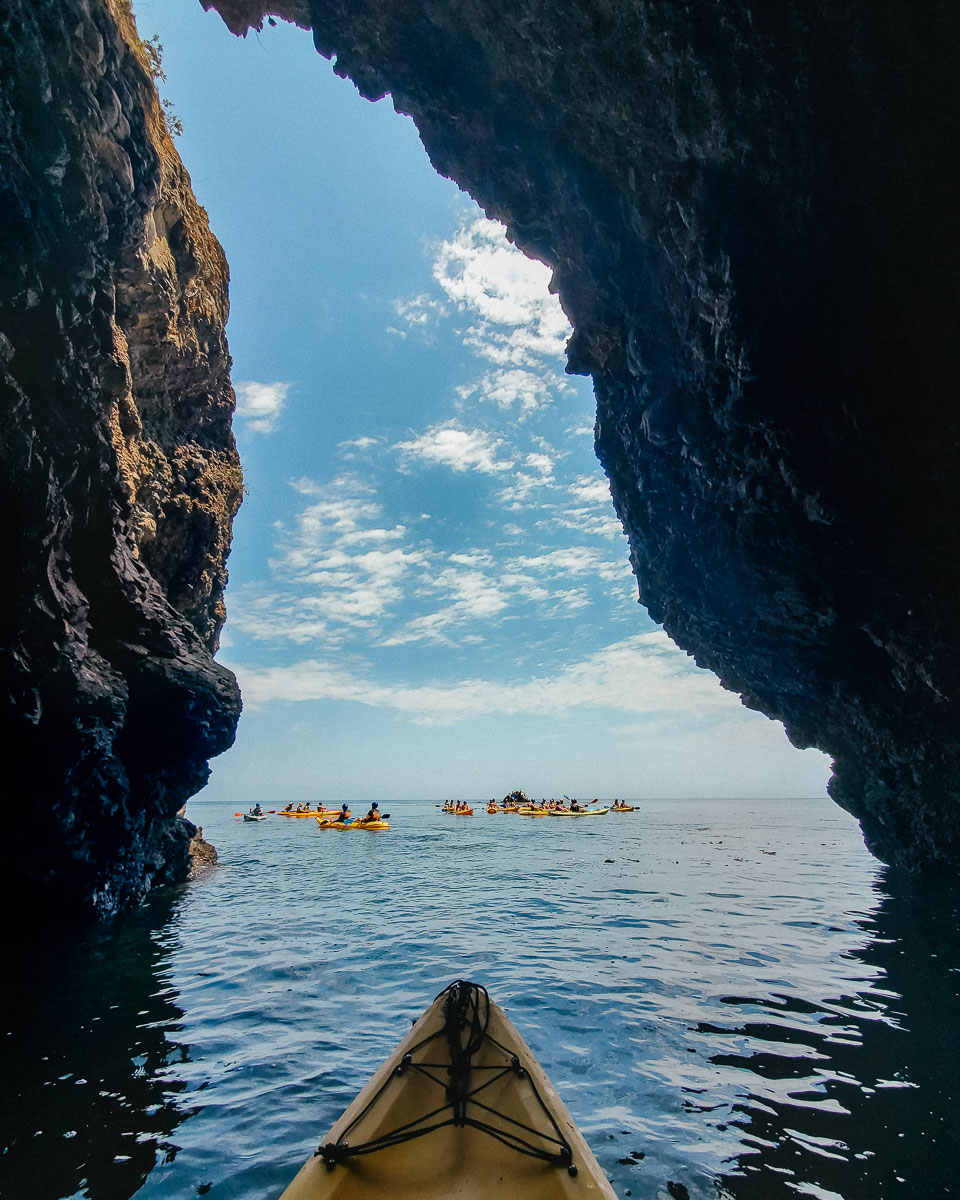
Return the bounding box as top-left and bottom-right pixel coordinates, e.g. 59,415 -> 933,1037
3,797 -> 959,1199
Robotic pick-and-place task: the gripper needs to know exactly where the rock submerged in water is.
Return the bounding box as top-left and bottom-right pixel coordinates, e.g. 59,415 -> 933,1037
187,825 -> 218,879
0,0 -> 241,919
207,0 -> 960,872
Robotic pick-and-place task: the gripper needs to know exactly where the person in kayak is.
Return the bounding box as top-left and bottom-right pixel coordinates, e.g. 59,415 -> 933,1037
569,799 -> 584,812
251,803 -> 264,816
360,802 -> 381,824
337,803 -> 352,824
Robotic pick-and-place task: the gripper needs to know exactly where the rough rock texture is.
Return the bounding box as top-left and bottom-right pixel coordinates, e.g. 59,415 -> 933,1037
205,0 -> 960,869
187,826 -> 218,879
0,0 -> 241,918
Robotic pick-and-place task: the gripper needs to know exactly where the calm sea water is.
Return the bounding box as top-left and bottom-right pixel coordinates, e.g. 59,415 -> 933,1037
4,797 -> 959,1200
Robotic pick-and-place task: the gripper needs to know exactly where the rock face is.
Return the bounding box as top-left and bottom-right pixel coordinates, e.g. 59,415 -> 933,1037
0,0 -> 241,918
204,0 -> 960,869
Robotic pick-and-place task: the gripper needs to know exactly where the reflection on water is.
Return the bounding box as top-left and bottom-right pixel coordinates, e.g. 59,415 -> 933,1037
715,872 -> 960,1199
1,900 -> 191,1200
3,798 -> 959,1200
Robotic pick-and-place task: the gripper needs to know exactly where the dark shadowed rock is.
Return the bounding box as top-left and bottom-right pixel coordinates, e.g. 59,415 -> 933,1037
0,0 -> 241,918
203,0 -> 960,870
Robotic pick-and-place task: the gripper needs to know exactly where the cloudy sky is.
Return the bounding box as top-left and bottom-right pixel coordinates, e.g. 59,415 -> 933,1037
133,1 -> 831,803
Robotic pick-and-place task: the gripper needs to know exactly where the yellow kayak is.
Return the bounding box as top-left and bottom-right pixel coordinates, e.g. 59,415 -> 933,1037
281,810 -> 345,819
548,808 -> 609,817
517,809 -> 551,817
609,806 -> 636,814
315,818 -> 389,830
279,980 -> 617,1200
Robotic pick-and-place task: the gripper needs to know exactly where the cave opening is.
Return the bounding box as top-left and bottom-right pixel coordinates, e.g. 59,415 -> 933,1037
132,0 -> 832,812
6,3 -> 960,1198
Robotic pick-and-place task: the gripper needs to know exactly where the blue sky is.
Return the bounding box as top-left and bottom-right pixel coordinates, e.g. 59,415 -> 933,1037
133,0 -> 831,803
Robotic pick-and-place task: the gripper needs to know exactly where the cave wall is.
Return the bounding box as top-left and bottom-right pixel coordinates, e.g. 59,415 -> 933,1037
205,0 -> 960,869
0,0 -> 241,918
2,0 -> 957,922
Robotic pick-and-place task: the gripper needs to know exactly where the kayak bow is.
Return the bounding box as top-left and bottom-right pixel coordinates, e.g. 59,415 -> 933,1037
279,980 -> 617,1199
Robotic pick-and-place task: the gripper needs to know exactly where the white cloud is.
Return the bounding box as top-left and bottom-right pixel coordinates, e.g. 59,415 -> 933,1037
389,292 -> 449,339
433,218 -> 570,369
230,631 -> 741,725
569,474 -> 611,506
229,476 -> 432,641
495,472 -> 553,509
525,452 -> 555,477
337,436 -> 382,459
457,367 -> 559,414
508,547 -> 631,583
380,567 -> 511,646
395,422 -> 514,474
234,380 -> 290,434
532,473 -> 622,539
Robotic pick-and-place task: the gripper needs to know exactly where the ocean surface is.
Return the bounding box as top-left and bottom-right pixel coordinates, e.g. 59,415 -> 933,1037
4,796 -> 959,1200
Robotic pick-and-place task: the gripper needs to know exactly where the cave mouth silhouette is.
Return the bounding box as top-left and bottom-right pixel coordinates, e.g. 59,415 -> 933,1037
197,0 -> 960,874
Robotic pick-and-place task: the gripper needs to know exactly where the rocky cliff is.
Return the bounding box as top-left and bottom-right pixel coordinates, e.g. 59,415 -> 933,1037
0,0 -> 241,918
204,0 -> 960,870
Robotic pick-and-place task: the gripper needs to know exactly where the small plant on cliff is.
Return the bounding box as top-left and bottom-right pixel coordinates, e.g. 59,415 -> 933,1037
143,33 -> 166,82
162,99 -> 184,139
140,32 -> 184,138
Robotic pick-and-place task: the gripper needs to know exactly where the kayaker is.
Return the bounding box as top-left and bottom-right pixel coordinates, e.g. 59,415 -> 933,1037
570,799 -> 583,812
283,803 -> 294,812
338,803 -> 352,824
251,803 -> 264,816
361,802 -> 381,823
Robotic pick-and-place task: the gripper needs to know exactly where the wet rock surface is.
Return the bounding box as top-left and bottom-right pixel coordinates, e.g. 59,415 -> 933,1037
187,825 -> 218,879
205,0 -> 960,869
0,0 -> 241,918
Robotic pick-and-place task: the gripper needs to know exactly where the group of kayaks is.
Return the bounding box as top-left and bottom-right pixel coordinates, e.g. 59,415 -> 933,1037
482,801 -> 636,818
240,805 -> 390,830
442,800 -> 636,818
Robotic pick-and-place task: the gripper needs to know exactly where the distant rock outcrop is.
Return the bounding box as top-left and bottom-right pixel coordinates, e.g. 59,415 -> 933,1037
205,0 -> 960,870
503,791 -> 530,807
0,0 -> 241,918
